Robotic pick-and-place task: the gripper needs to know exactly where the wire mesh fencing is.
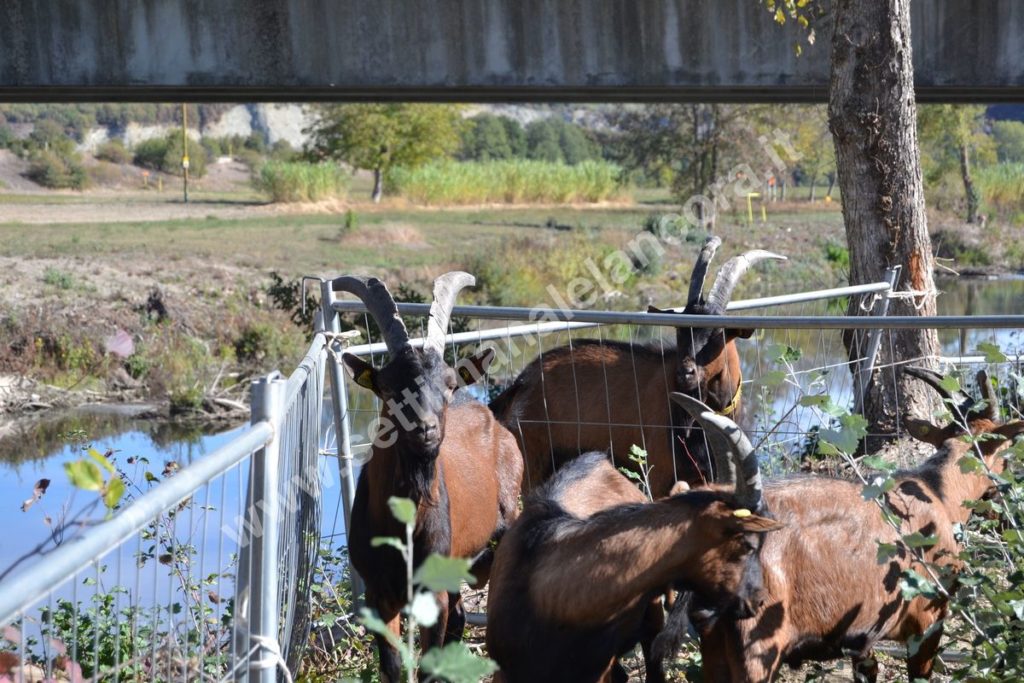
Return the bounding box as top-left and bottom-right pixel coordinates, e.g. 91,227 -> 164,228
0,332 -> 328,683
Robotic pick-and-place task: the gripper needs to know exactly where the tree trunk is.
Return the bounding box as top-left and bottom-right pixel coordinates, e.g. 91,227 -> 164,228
826,173 -> 836,198
808,176 -> 817,202
959,143 -> 980,224
828,0 -> 940,447
779,178 -> 787,202
372,167 -> 384,203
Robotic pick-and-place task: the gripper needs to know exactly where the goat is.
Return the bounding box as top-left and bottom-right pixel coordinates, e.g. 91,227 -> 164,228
489,236 -> 785,496
339,272 -> 524,683
486,407 -> 783,683
672,369 -> 1024,682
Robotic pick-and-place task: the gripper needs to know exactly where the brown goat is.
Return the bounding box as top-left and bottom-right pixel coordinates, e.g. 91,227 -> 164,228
339,272 -> 524,683
486,420 -> 782,683
489,236 -> 785,496
673,370 -> 1024,682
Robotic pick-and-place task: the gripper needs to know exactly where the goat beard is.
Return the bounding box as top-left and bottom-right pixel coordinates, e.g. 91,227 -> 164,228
651,591 -> 695,665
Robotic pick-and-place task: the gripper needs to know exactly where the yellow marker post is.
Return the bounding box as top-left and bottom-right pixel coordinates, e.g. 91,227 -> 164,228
746,192 -> 761,225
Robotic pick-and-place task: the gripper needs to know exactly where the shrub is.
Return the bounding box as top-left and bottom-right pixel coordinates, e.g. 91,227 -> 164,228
253,161 -> 348,202
132,137 -> 170,171
387,160 -> 626,205
94,139 -> 131,164
87,162 -> 123,185
26,149 -> 89,190
976,163 -> 1024,215
132,134 -> 208,178
992,120 -> 1024,164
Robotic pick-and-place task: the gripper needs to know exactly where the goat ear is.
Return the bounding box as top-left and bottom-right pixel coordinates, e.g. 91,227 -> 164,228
455,348 -> 495,387
668,480 -> 691,496
725,328 -> 755,341
905,418 -> 945,446
342,353 -> 378,393
729,511 -> 784,534
994,421 -> 1024,441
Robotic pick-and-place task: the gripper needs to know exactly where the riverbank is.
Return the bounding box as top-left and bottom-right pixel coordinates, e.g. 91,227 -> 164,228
2,189 -> 1021,429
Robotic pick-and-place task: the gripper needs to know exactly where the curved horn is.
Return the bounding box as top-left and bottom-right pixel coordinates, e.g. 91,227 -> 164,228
332,275 -> 409,355
686,236 -> 722,308
426,271 -> 475,356
671,393 -> 765,512
671,392 -> 736,485
904,366 -> 975,419
705,250 -> 787,313
976,370 -> 998,420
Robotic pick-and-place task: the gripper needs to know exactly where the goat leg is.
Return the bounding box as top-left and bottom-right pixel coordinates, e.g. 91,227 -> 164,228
418,591 -> 450,675
374,607 -> 404,683
639,596 -> 668,683
906,621 -> 945,681
444,591 -> 467,643
853,653 -> 878,683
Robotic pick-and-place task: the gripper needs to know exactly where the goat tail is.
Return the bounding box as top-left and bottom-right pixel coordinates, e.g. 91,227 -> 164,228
651,591 -> 694,665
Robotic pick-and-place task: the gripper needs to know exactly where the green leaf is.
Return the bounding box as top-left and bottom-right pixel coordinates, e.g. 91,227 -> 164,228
103,476 -> 126,509
876,542 -> 899,564
769,344 -> 802,363
820,413 -> 868,454
410,591 -> 440,627
371,536 -> 406,555
388,496 -> 417,526
861,476 -> 895,501
413,554 -> 475,593
88,448 -> 115,474
958,455 -> 985,474
798,394 -> 831,408
419,642 -> 498,683
977,342 -> 1007,363
900,569 -> 940,601
938,375 -> 962,395
758,370 -> 787,388
902,532 -> 938,549
64,459 -> 103,491
861,455 -> 897,473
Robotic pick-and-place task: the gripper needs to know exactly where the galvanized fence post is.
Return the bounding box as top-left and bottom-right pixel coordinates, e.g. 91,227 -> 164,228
320,279 -> 364,602
245,373 -> 287,683
853,266 -> 901,415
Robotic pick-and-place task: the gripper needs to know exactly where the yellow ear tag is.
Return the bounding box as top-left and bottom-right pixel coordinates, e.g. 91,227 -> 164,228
356,369 -> 374,389
733,509 -> 752,518
458,367 -> 473,385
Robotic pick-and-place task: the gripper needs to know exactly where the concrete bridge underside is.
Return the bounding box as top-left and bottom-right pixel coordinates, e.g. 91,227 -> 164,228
1,0 -> 1022,103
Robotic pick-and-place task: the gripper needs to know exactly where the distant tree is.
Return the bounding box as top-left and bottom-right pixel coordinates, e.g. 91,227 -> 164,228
523,118 -> 598,165
991,120 -> 1024,164
526,119 -> 563,163
791,107 -> 835,201
306,104 -> 463,202
460,114 -> 514,161
502,117 -> 528,157
557,120 -> 598,165
918,105 -> 994,223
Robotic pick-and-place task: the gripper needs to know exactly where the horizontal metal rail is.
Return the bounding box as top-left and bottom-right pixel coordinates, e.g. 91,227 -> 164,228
0,421 -> 274,626
331,299 -> 1024,331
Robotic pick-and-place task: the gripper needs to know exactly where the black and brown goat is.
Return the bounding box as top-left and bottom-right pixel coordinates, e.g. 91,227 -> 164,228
674,370 -> 1024,682
486,416 -> 783,683
339,272 -> 524,683
490,236 -> 785,496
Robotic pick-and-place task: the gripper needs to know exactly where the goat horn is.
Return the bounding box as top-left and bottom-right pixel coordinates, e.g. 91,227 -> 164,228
670,392 -> 737,486
705,250 -> 787,313
903,366 -> 975,419
332,275 -> 410,355
686,236 -> 722,308
976,370 -> 998,420
670,392 -> 763,511
426,271 -> 475,356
